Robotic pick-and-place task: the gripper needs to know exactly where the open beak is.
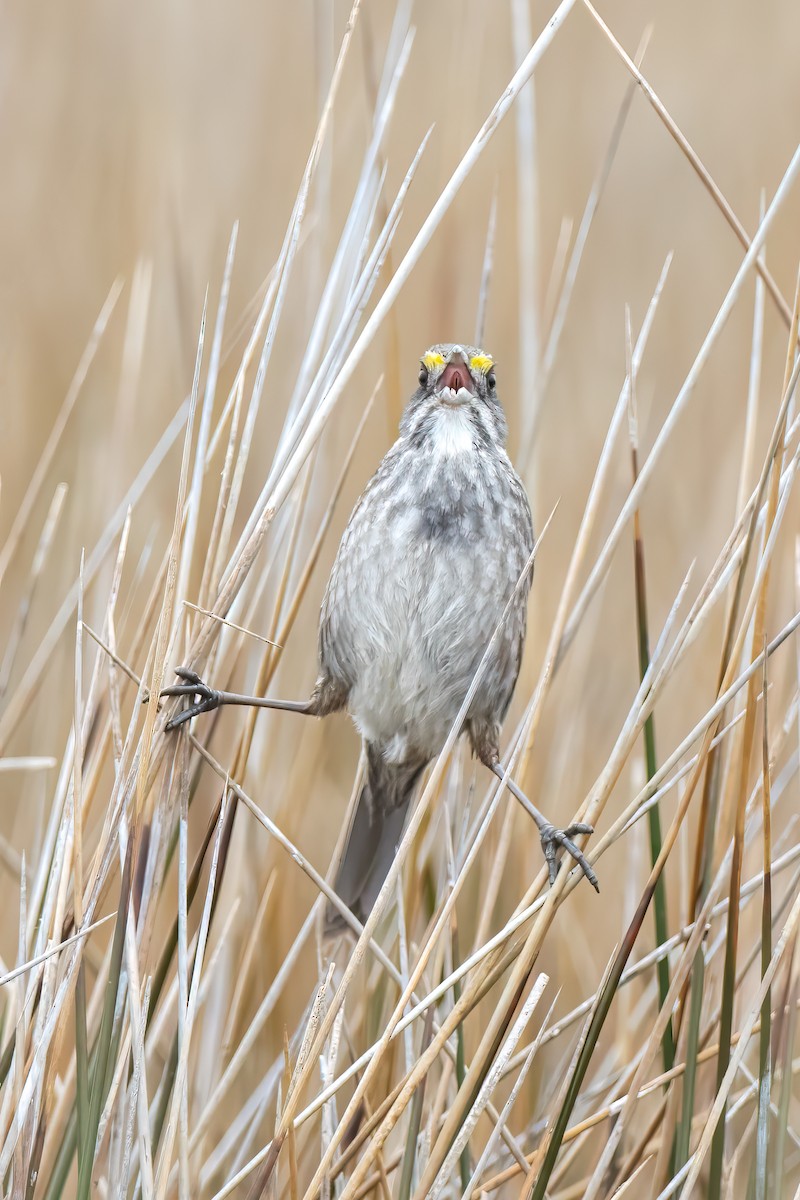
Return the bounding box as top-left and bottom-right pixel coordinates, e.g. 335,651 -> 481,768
437,353 -> 475,403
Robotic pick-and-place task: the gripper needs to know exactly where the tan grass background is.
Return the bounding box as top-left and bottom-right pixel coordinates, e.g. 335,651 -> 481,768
1,1 -> 800,1195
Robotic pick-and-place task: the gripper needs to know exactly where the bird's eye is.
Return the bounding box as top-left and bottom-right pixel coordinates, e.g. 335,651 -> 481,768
418,365 -> 429,387
487,370 -> 496,390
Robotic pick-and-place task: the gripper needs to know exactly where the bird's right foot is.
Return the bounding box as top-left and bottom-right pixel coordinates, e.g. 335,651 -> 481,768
539,821 -> 599,892
160,668 -> 222,730
485,759 -> 599,892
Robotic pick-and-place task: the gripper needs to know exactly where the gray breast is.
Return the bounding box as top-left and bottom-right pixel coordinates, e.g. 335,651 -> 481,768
319,428 -> 533,757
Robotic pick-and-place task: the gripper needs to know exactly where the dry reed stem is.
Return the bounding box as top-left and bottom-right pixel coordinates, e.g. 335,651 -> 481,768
2,4 -> 799,1197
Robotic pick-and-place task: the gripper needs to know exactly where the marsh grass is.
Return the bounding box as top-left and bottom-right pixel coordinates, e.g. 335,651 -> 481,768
1,1 -> 799,1196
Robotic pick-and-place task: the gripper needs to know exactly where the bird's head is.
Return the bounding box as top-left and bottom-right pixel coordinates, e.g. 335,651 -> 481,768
401,343 -> 508,448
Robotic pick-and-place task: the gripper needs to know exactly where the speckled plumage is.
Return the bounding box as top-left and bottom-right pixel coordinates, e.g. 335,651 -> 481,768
164,344 -> 596,919
317,343 -> 534,930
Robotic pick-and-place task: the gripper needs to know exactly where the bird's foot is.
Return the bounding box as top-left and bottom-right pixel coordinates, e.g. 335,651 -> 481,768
539,821 -> 599,892
486,760 -> 599,893
160,668 -> 222,730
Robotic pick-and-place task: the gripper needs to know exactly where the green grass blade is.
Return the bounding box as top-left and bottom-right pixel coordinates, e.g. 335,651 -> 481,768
755,655 -> 772,1200
75,837 -> 133,1200
139,799 -> 238,1191
674,953 -> 704,1169
74,961 -> 89,1167
397,1007 -> 434,1200
708,667 -> 761,1199
527,881 -> 659,1199
769,956 -> 797,1196
44,946 -> 131,1200
628,396 -> 674,1075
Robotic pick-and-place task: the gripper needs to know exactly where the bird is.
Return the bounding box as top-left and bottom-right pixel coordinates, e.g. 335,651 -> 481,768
162,343 -> 597,935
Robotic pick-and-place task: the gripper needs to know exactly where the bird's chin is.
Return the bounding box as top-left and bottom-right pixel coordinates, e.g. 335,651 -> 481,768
437,386 -> 473,408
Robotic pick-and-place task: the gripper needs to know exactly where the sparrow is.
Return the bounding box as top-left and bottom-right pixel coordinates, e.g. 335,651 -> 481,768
163,344 -> 597,934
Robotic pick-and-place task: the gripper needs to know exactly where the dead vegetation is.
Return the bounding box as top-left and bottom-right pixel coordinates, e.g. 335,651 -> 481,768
0,1 -> 799,1196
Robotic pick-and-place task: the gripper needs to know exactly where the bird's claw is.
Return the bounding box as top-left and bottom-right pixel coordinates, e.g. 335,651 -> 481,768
540,821 -> 599,892
161,669 -> 222,731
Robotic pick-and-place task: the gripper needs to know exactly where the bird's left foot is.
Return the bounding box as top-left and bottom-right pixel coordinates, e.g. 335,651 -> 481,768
160,668 -> 222,730
539,821 -> 599,892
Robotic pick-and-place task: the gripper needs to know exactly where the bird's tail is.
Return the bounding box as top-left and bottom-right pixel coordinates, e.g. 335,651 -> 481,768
324,744 -> 425,937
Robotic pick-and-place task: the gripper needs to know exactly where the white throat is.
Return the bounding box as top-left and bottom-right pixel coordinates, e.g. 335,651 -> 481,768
429,403 -> 475,457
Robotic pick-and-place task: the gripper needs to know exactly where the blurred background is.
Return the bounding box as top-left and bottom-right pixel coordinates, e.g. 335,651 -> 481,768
1,1 -> 799,1192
